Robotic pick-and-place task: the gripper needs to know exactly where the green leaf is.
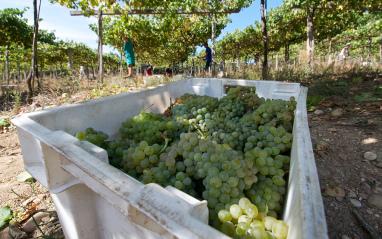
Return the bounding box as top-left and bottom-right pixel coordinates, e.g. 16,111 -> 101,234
352,76 -> 363,84
0,206 -> 12,229
17,171 -> 33,182
319,139 -> 330,144
361,92 -> 373,98
374,87 -> 382,93
0,118 -> 10,127
354,95 -> 376,102
307,95 -> 322,106
333,82 -> 348,86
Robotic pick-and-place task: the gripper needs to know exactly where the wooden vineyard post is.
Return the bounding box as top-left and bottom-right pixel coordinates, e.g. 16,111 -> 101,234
380,34 -> 382,63
236,42 -> 240,70
177,50 -> 180,74
368,36 -> 372,62
68,49 -> 73,70
284,43 -> 289,62
86,65 -> 90,80
276,52 -> 279,70
40,58 -> 43,83
222,50 -> 225,74
299,49 -> 302,65
120,41 -> 123,77
211,13 -> 216,77
186,48 -> 188,74
328,39 -> 332,64
192,44 -> 195,76
17,62 -> 20,84
261,0 -> 268,80
141,59 -> 143,76
5,51 -> 9,85
98,10 -> 103,83
191,57 -> 194,75
136,61 -> 139,75
307,6 -> 315,69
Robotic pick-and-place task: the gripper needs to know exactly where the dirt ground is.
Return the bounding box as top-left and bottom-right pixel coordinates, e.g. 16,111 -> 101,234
310,108 -> 382,239
0,130 -> 63,238
308,78 -> 382,239
0,77 -> 381,238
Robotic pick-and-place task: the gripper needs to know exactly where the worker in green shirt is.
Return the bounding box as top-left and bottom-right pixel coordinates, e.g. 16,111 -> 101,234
120,31 -> 135,77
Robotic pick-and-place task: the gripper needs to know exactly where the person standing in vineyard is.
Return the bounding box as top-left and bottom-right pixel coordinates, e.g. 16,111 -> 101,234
165,68 -> 172,77
219,60 -> 224,73
339,43 -> 351,63
198,42 -> 212,71
254,53 -> 260,65
146,62 -> 153,76
120,31 -> 135,77
79,66 -> 84,78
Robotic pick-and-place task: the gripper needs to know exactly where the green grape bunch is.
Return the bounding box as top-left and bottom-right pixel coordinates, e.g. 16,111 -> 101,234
218,197 -> 288,239
75,86 -> 296,237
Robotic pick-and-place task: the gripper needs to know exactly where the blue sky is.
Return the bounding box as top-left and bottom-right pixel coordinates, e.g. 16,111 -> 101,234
220,0 -> 284,40
1,0 -> 284,54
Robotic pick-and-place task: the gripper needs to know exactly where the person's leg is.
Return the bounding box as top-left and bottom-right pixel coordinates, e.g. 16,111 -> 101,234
206,61 -> 211,72
128,64 -> 133,76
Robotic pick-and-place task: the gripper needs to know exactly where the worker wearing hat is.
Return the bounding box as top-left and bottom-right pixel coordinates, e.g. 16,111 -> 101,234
339,43 -> 351,62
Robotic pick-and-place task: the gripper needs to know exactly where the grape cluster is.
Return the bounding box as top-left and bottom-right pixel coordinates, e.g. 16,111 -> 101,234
75,127 -> 109,146
119,110 -> 188,145
120,134 -> 200,196
218,197 -> 288,239
75,127 -> 131,167
75,86 -> 296,237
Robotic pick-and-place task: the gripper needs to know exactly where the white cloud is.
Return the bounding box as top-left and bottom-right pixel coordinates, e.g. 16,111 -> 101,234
39,19 -> 98,43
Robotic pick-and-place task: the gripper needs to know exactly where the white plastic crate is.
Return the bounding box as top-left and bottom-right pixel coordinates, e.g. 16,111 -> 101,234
11,78 -> 328,239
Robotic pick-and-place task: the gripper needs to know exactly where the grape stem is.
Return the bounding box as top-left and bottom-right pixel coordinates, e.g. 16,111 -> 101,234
158,132 -> 170,154
214,115 -> 223,122
144,103 -> 154,111
192,123 -> 207,139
